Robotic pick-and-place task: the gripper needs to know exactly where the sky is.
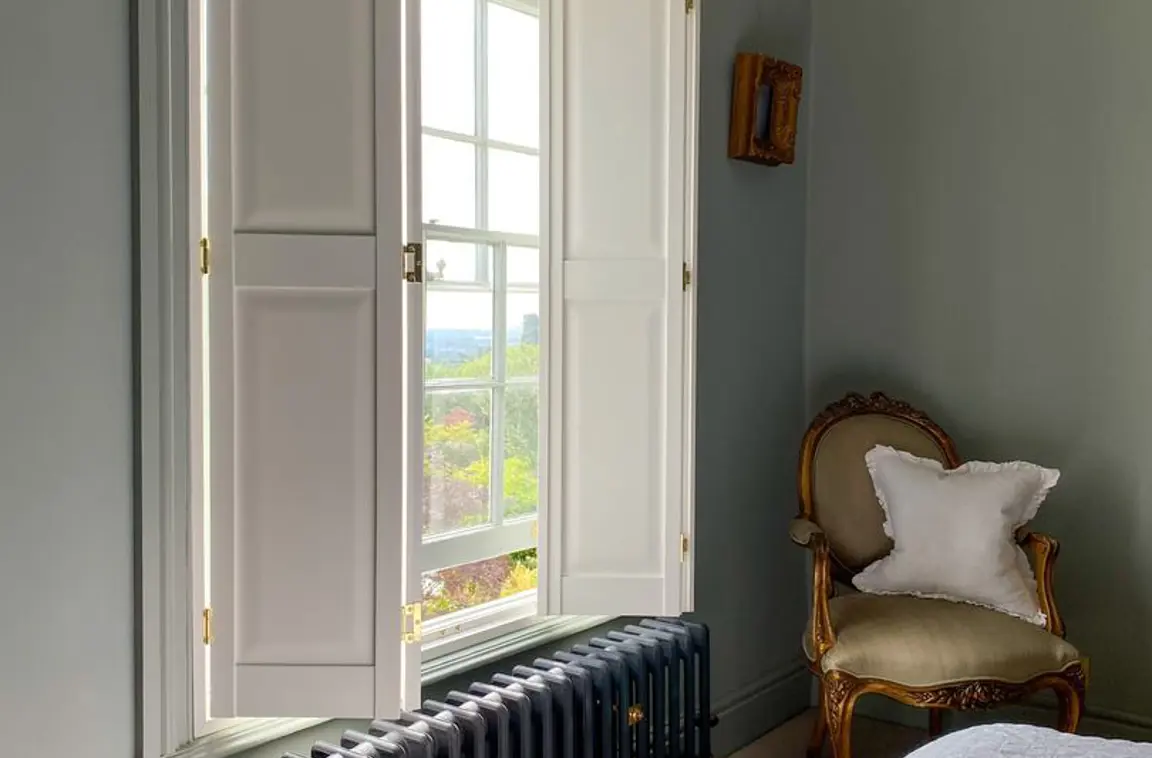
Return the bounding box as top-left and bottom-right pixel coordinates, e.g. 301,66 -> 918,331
421,0 -> 541,333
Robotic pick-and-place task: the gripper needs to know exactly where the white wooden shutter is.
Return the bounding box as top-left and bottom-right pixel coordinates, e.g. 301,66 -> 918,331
540,0 -> 698,616
207,0 -> 412,718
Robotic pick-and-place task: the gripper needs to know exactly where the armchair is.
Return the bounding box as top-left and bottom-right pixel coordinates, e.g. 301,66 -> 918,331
793,392 -> 1087,758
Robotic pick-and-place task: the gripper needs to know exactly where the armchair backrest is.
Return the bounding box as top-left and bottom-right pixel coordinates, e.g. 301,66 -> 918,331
799,392 -> 960,574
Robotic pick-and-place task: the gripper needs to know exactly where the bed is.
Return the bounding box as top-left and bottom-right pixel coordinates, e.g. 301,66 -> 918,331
907,724 -> 1152,757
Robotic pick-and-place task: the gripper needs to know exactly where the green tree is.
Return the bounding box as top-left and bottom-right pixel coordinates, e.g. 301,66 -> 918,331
421,344 -> 542,616
423,345 -> 539,530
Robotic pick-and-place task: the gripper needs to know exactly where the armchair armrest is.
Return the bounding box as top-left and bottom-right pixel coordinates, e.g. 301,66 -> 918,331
791,518 -> 836,663
789,517 -> 824,546
1017,528 -> 1066,638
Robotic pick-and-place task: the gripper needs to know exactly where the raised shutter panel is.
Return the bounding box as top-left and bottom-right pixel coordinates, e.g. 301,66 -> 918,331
541,0 -> 696,616
206,0 -> 408,718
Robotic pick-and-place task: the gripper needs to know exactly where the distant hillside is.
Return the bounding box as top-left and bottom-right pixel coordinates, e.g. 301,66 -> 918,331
426,314 -> 538,366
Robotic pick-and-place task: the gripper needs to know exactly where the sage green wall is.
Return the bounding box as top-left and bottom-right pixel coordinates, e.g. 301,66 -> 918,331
807,0 -> 1152,722
0,1 -> 134,756
693,0 -> 811,749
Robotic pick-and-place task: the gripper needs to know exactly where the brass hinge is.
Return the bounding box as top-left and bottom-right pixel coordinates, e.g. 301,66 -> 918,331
685,0 -> 694,13
401,602 -> 423,644
199,237 -> 210,276
680,533 -> 690,563
202,607 -> 213,645
682,262 -> 692,291
402,242 -> 423,283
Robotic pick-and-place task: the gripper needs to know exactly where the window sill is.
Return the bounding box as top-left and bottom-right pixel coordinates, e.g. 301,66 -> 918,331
165,719 -> 329,758
166,613 -> 611,758
422,611 -> 612,684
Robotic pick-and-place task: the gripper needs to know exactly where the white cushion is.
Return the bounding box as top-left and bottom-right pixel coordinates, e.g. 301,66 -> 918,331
853,445 -> 1060,625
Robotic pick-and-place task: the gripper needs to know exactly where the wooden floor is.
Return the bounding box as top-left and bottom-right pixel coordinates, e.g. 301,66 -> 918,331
732,709 -> 929,758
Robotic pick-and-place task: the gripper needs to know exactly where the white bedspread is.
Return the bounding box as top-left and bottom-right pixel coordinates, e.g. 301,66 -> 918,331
907,724 -> 1152,757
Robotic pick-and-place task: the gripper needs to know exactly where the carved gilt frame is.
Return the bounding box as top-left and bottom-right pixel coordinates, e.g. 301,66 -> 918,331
793,392 -> 1088,758
727,52 -> 803,166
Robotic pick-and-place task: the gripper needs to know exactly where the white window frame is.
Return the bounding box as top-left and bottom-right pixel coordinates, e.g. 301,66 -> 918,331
417,0 -> 542,635
136,2 -> 606,756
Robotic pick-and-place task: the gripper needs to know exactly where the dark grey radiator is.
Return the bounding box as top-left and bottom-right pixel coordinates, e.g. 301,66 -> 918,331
286,618 -> 711,758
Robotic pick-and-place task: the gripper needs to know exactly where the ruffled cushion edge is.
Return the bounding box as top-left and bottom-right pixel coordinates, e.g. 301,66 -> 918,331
858,444 -> 1059,627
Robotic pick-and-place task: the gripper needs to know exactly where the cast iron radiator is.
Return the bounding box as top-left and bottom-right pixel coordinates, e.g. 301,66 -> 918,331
286,618 -> 711,758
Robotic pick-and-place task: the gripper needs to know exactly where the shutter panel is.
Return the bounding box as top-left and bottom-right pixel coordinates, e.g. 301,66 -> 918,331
207,0 -> 409,718
541,0 -> 697,616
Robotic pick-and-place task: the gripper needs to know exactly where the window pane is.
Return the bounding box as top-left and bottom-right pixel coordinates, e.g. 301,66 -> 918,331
506,292 -> 539,376
426,290 -> 493,380
423,135 -> 476,228
503,386 -> 539,518
422,548 -> 538,620
488,149 -> 538,235
421,0 -> 475,135
426,240 -> 491,284
507,246 -> 539,286
487,3 -> 538,148
424,389 -> 491,537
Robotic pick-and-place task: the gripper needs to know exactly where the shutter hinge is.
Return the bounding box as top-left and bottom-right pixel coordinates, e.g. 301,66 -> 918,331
682,262 -> 692,291
680,533 -> 690,563
402,242 -> 423,283
686,0 -> 694,13
199,237 -> 210,276
202,607 -> 213,645
401,602 -> 423,644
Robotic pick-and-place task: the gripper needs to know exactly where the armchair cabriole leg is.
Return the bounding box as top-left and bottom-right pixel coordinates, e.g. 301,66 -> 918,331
928,709 -> 943,738
1056,662 -> 1087,733
824,673 -> 859,758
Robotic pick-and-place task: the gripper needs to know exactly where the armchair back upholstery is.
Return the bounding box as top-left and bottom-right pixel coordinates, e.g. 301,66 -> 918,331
799,392 -> 960,573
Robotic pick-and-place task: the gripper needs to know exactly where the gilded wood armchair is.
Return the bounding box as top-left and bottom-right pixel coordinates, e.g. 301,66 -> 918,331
793,392 -> 1087,758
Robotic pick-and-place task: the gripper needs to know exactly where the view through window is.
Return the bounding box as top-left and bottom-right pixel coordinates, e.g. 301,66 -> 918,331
420,0 -> 541,623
